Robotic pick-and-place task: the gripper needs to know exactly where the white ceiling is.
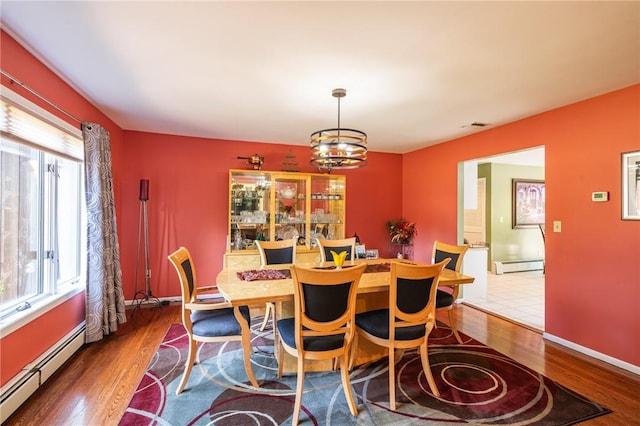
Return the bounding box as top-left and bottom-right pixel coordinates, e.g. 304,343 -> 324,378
1,1 -> 638,154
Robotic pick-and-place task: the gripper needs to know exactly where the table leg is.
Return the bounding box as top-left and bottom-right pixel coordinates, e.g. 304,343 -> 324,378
273,301 -> 282,353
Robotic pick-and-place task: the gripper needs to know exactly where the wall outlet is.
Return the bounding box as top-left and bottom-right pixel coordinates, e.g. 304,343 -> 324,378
553,221 -> 562,232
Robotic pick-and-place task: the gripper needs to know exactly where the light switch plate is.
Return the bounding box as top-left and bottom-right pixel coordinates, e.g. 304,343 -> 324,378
553,221 -> 562,232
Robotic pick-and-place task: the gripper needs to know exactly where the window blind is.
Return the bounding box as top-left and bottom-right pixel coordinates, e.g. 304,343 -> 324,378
1,88 -> 83,161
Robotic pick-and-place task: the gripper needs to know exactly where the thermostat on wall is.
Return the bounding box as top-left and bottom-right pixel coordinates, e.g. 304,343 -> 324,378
591,191 -> 609,202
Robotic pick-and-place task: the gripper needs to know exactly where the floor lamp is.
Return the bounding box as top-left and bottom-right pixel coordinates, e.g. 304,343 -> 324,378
134,179 -> 160,308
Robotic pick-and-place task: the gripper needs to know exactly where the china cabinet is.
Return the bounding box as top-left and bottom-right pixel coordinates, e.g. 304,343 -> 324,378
226,169 -> 346,266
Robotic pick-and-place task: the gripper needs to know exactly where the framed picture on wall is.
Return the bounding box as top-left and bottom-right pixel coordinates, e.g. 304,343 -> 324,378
622,150 -> 640,220
512,179 -> 545,228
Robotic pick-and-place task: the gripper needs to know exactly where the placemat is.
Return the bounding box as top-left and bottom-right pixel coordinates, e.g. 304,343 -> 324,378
236,269 -> 292,281
237,263 -> 391,281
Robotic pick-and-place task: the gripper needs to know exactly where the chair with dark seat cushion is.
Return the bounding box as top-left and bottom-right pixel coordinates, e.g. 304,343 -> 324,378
354,259 -> 449,410
316,237 -> 356,263
168,247 -> 258,394
276,263 -> 366,425
433,240 -> 470,344
255,238 -> 296,331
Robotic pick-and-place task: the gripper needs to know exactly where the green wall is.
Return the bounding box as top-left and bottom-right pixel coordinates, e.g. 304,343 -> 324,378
481,163 -> 545,267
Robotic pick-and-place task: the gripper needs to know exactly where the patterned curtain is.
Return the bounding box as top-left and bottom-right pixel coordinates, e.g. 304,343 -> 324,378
82,123 -> 126,343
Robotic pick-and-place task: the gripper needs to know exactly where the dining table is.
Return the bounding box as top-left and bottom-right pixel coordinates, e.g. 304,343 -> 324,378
216,257 -> 475,371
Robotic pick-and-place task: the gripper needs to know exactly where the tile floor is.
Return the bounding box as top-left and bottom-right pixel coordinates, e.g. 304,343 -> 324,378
462,270 -> 545,331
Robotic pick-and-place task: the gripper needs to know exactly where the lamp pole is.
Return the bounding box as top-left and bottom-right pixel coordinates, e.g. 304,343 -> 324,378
133,179 -> 161,310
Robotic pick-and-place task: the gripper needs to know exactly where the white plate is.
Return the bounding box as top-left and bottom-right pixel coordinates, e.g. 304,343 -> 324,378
277,225 -> 299,241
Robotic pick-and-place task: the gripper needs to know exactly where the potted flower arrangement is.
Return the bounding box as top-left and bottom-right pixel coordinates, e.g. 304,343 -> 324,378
386,219 -> 417,244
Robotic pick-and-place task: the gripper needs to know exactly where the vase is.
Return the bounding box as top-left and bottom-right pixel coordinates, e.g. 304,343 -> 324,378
393,238 -> 411,245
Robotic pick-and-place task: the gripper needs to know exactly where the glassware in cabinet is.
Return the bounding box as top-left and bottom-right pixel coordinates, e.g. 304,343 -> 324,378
309,175 -> 345,246
228,170 -> 346,253
229,170 -> 271,251
273,173 -> 308,246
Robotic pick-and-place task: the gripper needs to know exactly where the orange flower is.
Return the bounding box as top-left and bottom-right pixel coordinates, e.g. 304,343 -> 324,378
386,219 -> 417,243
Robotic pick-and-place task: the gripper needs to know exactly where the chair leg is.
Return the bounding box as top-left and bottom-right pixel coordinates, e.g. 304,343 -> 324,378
394,348 -> 405,363
234,307 -> 259,388
348,333 -> 358,371
420,343 -> 440,397
388,348 -> 397,410
448,308 -> 464,344
176,340 -> 197,394
260,302 -> 274,331
242,335 -> 259,388
277,339 -> 284,379
292,356 -> 306,426
340,353 -> 358,416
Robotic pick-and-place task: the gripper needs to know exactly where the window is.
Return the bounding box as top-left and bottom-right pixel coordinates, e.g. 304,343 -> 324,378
0,88 -> 85,326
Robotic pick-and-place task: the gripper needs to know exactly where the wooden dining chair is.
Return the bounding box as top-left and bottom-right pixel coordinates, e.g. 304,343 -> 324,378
255,238 -> 296,331
433,240 -> 470,344
353,259 -> 450,410
316,237 -> 356,263
276,263 -> 366,425
168,247 -> 259,393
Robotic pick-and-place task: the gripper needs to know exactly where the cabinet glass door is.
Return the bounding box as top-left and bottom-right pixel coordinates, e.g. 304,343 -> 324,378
230,171 -> 271,251
228,170 -> 346,253
310,175 -> 345,247
273,174 -> 308,246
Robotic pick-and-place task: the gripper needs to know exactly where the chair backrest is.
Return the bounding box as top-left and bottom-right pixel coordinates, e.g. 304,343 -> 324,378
168,247 -> 199,328
432,240 -> 469,272
317,237 -> 357,263
256,238 -> 296,268
389,259 -> 449,339
290,263 -> 367,350
168,247 -> 197,302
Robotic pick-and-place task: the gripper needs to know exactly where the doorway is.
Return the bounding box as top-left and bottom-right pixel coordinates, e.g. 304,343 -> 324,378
460,147 -> 545,331
463,177 -> 486,245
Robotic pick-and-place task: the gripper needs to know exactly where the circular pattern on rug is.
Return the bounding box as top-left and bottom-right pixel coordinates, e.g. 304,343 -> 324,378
390,348 -> 553,424
121,321 -> 611,425
440,364 -> 502,396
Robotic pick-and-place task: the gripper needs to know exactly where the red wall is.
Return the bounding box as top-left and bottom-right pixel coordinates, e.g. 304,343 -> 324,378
2,27 -> 638,387
404,85 -> 640,367
0,30 -> 125,386
0,293 -> 85,382
118,132 -> 403,299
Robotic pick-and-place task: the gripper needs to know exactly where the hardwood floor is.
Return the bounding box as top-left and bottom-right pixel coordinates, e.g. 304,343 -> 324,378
5,303 -> 639,425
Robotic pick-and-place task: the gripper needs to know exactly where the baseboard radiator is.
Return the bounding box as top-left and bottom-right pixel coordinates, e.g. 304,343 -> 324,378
493,259 -> 544,274
0,322 -> 85,423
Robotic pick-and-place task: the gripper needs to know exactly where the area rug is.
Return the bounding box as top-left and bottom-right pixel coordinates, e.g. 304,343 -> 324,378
120,318 -> 611,425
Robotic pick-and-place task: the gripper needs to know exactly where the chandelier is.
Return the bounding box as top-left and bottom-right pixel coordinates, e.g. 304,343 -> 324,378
310,88 -> 367,172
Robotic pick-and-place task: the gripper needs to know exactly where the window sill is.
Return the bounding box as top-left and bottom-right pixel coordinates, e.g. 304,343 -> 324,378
0,286 -> 84,338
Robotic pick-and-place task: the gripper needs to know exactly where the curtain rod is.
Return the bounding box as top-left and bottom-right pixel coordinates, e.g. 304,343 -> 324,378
1,68 -> 83,125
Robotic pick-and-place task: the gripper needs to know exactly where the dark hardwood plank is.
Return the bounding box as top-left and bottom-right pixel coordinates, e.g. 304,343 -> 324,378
4,304 -> 639,425
4,305 -> 181,426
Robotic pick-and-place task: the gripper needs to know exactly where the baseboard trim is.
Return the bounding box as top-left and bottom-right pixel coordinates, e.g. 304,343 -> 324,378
125,294 -> 220,308
543,332 -> 640,376
0,322 -> 86,423
493,259 -> 544,274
